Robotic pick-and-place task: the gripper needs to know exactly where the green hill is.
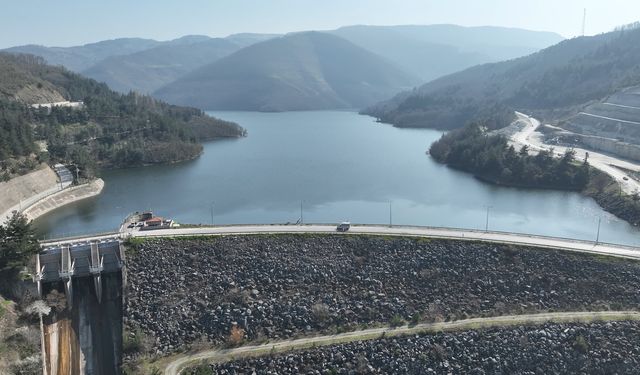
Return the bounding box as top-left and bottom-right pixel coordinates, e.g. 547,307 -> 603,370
330,24 -> 563,83
364,24 -> 640,130
154,32 -> 418,111
0,53 -> 245,179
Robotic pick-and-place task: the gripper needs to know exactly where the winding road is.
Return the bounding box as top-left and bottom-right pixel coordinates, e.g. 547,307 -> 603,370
161,310 -> 640,374
512,112 -> 640,195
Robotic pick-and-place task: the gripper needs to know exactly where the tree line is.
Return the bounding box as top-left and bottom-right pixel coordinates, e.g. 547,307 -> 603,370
429,124 -> 590,190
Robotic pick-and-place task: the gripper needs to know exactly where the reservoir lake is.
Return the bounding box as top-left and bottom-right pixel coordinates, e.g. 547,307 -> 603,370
34,111 -> 640,246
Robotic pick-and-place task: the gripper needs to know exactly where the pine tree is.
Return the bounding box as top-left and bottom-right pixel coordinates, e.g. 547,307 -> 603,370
0,212 -> 39,281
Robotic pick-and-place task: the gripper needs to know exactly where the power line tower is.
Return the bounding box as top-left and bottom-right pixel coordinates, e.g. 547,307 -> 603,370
582,8 -> 587,36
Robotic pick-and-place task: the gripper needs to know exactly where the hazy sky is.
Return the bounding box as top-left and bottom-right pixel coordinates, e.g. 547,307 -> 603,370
2,0 -> 639,48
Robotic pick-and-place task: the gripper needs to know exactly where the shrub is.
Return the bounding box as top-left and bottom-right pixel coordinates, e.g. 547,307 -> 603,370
409,312 -> 422,327
311,303 -> 330,323
389,315 -> 405,328
573,335 -> 589,353
227,324 -> 245,346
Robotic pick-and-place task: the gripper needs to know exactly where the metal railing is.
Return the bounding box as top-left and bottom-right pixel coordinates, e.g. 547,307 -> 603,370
38,222 -> 640,251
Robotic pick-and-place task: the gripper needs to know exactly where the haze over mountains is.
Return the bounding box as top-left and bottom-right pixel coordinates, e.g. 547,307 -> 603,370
364,23 -> 640,130
82,34 -> 276,93
155,32 -> 419,111
3,25 -> 563,111
4,38 -> 162,72
330,24 -> 564,83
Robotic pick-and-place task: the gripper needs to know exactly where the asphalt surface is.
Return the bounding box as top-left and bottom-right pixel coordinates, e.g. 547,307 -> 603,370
122,224 -> 640,258
39,223 -> 640,258
512,112 -> 640,195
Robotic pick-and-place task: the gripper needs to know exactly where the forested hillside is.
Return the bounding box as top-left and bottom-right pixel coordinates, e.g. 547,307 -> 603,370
0,53 -> 245,179
365,24 -> 640,130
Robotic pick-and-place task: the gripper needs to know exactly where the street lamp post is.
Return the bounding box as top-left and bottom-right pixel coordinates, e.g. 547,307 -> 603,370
389,201 -> 392,228
485,205 -> 493,232
210,202 -> 215,226
595,217 -> 601,244
300,200 -> 304,225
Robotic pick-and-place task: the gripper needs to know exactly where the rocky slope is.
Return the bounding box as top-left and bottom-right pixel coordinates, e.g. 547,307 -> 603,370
124,235 -> 640,356
204,321 -> 640,374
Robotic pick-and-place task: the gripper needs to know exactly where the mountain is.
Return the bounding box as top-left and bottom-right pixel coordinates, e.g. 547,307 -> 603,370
81,38 -> 242,93
5,34 -> 279,94
364,24 -> 640,130
0,52 -> 244,177
3,38 -> 161,72
154,32 -> 418,111
330,24 -> 564,83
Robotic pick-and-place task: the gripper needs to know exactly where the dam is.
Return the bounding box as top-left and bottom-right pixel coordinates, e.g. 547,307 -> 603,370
36,239 -> 125,375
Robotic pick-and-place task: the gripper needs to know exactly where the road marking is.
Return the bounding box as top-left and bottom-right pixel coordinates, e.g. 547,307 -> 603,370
603,102 -> 640,111
579,112 -> 640,125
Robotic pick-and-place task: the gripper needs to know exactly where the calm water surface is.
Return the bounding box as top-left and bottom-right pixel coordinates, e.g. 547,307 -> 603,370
34,111 -> 640,245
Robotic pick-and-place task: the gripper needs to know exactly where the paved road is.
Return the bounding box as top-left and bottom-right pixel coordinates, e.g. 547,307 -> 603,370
39,223 -> 640,258
162,310 -> 640,374
512,113 -> 640,195
127,224 -> 640,257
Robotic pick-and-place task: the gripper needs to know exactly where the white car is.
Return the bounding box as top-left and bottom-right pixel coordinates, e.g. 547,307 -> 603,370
336,222 -> 351,232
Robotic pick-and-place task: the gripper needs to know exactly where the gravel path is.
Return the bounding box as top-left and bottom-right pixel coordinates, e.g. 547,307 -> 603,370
197,317 -> 640,375
164,312 -> 640,375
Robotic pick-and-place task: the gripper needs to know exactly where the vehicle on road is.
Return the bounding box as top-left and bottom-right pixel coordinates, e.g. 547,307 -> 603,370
623,176 -> 629,181
336,221 -> 351,232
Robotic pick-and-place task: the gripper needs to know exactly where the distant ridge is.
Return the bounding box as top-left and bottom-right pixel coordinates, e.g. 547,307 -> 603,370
364,25 -> 640,130
154,32 -> 418,111
330,24 -> 564,83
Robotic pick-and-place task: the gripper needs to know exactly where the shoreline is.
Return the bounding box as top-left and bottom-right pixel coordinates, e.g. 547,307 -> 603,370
23,179 -> 105,221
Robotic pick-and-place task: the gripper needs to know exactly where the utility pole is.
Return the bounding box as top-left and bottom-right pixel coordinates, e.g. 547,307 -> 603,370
389,201 -> 392,228
210,202 -> 215,226
582,8 -> 587,36
595,216 -> 601,244
300,200 -> 304,225
485,205 -> 493,232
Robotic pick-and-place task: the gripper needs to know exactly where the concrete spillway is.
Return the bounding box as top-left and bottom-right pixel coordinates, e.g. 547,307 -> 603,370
38,239 -> 124,375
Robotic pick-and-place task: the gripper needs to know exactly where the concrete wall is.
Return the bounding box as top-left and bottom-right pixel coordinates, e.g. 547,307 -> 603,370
566,133 -> 640,162
42,273 -> 123,375
0,164 -> 59,219
581,136 -> 640,162
23,179 -> 104,221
